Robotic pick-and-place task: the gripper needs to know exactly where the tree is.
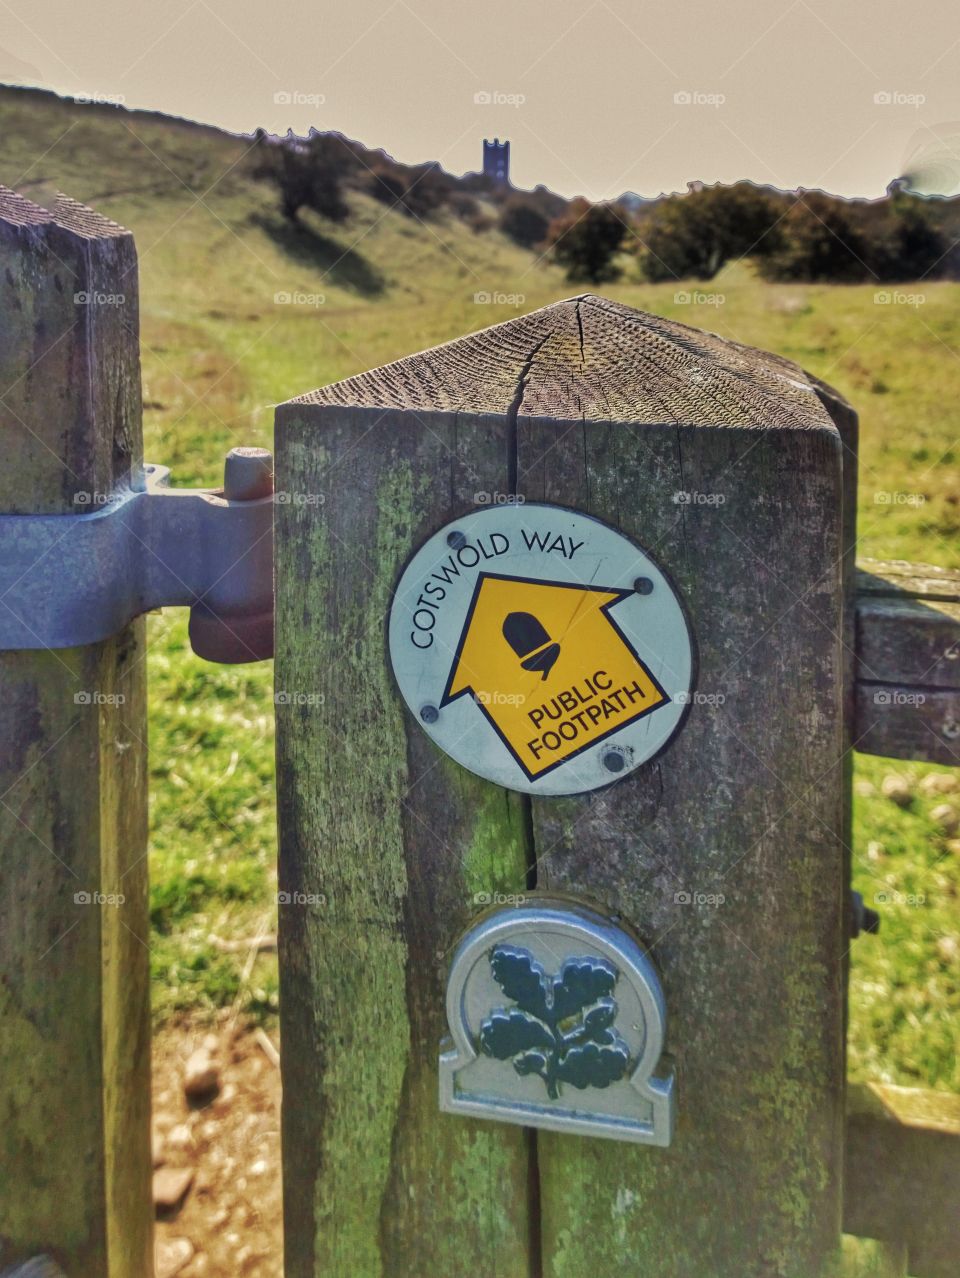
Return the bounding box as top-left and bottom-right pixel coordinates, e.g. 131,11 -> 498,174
758,193 -> 872,282
499,198 -> 549,249
251,132 -> 349,224
876,195 -> 948,280
367,160 -> 450,219
547,199 -> 626,283
637,183 -> 783,282
634,183 -> 957,284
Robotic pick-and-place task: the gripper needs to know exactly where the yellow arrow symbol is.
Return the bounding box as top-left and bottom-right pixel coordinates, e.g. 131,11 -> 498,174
440,574 -> 669,779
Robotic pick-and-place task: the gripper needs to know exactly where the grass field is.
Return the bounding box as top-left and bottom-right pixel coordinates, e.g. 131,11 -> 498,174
2,87 -> 958,1092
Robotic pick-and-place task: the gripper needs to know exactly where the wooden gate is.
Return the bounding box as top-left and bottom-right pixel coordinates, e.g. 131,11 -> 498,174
1,189 -> 958,1278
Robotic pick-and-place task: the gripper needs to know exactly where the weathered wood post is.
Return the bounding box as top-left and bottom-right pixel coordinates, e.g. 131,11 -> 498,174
275,295 -> 850,1276
274,404 -> 536,1275
516,300 -> 847,1277
0,189 -> 151,1275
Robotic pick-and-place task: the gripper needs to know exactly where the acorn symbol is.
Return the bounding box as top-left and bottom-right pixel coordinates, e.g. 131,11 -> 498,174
502,611 -> 561,680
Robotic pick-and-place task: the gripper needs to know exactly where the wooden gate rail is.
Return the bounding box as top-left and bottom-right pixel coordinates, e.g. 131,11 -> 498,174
854,560 -> 960,765
845,1081 -> 960,1278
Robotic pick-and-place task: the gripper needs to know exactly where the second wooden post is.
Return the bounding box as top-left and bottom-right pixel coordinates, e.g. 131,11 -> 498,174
275,294 -> 849,1277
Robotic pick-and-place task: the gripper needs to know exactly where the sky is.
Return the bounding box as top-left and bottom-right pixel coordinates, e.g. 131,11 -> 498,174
1,0 -> 959,200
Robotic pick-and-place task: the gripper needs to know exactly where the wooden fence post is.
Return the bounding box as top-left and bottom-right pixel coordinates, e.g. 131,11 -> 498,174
517,298 -> 846,1276
0,189 -> 151,1276
275,295 -> 850,1276
274,405 -> 535,1277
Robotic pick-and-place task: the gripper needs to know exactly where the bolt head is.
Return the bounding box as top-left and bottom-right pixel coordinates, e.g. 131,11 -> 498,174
224,447 -> 274,501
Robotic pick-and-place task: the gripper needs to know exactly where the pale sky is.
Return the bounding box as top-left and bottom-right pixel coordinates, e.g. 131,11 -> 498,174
2,0 -> 959,199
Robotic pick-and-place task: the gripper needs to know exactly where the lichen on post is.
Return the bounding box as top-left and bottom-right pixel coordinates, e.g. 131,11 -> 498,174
274,295 -> 851,1277
0,187 -> 151,1276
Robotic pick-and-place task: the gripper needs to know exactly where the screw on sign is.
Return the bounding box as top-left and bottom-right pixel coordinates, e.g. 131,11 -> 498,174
389,504 -> 693,796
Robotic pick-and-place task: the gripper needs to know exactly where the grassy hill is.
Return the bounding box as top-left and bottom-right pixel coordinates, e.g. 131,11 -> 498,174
1,86 -> 958,1093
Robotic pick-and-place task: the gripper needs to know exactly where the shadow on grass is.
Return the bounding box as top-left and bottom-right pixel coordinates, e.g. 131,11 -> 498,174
251,212 -> 385,297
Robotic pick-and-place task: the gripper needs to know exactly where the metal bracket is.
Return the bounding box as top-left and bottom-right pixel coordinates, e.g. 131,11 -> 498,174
0,447 -> 274,663
850,890 -> 881,939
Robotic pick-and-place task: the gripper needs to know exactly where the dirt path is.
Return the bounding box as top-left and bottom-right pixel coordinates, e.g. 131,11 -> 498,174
152,1019 -> 282,1277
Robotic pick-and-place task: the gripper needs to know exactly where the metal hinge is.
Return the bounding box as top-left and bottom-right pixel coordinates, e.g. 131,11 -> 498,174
0,447 -> 274,663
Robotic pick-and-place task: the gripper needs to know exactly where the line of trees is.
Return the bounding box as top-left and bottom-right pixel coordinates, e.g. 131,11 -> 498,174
249,129 -> 564,238
543,184 -> 958,285
249,131 -> 959,286
250,129 -> 468,224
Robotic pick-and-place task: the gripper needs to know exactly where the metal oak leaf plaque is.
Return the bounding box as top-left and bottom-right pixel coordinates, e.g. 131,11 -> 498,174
479,946 -> 630,1099
440,899 -> 674,1145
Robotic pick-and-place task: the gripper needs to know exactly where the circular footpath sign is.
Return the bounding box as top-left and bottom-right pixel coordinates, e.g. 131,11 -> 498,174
388,503 -> 694,797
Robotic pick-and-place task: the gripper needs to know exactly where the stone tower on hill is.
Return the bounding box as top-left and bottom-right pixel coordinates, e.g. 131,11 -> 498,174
482,138 -> 510,184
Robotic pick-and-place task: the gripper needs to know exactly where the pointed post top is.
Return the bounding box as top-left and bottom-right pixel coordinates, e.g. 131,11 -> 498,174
290,294 -> 838,433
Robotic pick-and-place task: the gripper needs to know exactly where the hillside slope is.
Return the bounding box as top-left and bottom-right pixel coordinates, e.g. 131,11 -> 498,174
0,85 -> 567,481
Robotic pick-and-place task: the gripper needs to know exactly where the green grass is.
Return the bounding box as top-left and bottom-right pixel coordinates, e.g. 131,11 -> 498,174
850,758 -> 959,1090
1,88 -> 958,1091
